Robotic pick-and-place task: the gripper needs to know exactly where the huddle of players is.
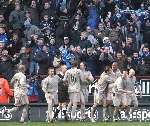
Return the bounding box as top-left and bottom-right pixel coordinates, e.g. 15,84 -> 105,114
41,61 -> 142,122
91,62 -> 142,122
41,61 -> 94,122
6,61 -> 142,123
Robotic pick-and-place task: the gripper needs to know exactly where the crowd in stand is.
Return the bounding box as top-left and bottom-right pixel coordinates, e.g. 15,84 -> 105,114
0,0 -> 150,103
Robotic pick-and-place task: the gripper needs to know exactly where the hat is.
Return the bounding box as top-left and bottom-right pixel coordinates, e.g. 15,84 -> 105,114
103,37 -> 109,42
24,20 -> 32,28
64,37 -> 69,40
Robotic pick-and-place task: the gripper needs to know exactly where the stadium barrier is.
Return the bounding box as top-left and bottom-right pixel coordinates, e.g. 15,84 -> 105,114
1,103 -> 150,122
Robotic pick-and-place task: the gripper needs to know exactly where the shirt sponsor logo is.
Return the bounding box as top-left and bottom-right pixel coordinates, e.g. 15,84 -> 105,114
0,106 -> 12,121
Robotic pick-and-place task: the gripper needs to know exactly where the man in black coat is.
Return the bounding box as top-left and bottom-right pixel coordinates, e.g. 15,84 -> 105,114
35,45 -> 51,75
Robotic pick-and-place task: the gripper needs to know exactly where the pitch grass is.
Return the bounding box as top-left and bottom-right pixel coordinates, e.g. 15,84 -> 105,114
0,122 -> 150,126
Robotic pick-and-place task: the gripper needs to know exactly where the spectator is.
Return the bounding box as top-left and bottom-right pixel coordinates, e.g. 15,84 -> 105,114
79,32 -> 92,50
41,1 -> 56,19
7,32 -> 22,56
78,0 -> 89,18
102,37 -> 114,54
103,0 -> 116,19
36,45 -> 51,75
126,25 -> 137,48
143,19 -> 150,44
73,45 -> 83,63
48,38 -> 59,64
70,12 -> 86,45
19,47 -> 30,74
27,0 -> 40,26
53,51 -> 62,68
0,13 -> 7,28
99,46 -> 114,70
0,50 -> 14,80
0,27 -> 8,46
131,51 -> 141,71
86,26 -> 98,48
83,47 -> 99,76
108,24 -> 122,51
40,14 -> 56,36
59,37 -> 74,68
87,1 -> 99,29
27,75 -> 39,102
123,56 -> 134,71
140,46 -> 150,59
71,10 -> 87,31
9,4 -> 24,30
114,51 -> 126,71
28,35 -> 41,75
94,22 -> 109,46
24,21 -> 41,41
136,59 -> 149,76
123,37 -> 136,57
55,21 -> 71,46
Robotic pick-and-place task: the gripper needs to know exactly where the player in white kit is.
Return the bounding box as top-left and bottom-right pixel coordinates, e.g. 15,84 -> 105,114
125,69 -> 142,121
42,67 -> 61,123
79,62 -> 94,121
112,69 -> 131,121
91,66 -> 112,122
5,65 -> 29,123
63,61 -> 82,120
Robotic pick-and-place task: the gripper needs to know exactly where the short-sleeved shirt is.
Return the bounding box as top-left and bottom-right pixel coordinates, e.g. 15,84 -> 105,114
80,70 -> 93,89
125,76 -> 136,92
114,76 -> 128,94
97,72 -> 111,92
63,68 -> 81,93
11,72 -> 28,96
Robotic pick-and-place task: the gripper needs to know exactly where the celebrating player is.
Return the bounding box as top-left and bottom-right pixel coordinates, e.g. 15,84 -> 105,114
42,67 -> 61,123
5,65 -> 29,123
79,62 -> 94,121
112,69 -> 130,121
125,69 -> 142,121
63,61 -> 82,121
53,64 -> 69,121
91,66 -> 112,122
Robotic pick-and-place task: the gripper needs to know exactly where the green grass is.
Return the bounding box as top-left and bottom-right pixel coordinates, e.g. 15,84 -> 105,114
0,122 -> 150,126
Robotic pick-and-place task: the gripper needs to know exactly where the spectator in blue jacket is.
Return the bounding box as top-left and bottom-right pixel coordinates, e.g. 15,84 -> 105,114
0,27 -> 8,46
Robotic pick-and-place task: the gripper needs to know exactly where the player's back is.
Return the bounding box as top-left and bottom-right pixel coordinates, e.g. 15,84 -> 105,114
126,76 -> 136,92
97,72 -> 110,92
67,68 -> 81,93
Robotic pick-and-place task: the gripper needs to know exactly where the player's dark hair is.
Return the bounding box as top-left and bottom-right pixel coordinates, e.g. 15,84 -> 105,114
18,64 -> 26,72
48,67 -> 55,75
80,61 -> 87,68
48,67 -> 54,72
72,61 -> 78,67
104,66 -> 111,73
